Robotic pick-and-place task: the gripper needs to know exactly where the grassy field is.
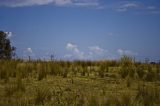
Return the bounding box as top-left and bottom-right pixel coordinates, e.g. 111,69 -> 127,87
0,56 -> 160,106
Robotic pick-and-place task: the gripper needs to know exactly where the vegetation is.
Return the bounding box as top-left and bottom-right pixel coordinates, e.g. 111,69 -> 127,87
0,31 -> 16,60
0,56 -> 160,106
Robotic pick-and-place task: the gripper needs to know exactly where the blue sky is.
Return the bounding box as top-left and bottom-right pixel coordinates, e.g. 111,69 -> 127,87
0,0 -> 160,61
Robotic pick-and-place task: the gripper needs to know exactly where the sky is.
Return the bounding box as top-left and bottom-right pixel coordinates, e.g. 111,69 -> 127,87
0,0 -> 160,61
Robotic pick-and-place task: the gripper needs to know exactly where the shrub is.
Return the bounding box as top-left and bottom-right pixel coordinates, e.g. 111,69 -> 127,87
119,67 -> 129,78
119,55 -> 135,79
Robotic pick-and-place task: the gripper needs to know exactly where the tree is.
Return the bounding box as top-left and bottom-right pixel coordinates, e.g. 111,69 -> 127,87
0,31 -> 16,60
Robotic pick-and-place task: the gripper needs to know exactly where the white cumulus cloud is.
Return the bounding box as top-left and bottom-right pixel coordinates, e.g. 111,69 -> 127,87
66,43 -> 84,59
66,43 -> 78,51
89,46 -> 106,54
27,48 -> 33,53
117,49 -> 138,56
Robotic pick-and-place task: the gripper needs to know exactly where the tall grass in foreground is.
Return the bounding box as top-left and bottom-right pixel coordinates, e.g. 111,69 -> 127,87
0,57 -> 160,106
136,83 -> 160,106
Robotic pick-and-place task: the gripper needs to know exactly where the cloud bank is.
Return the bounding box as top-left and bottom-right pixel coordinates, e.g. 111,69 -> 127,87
0,0 -> 100,7
0,0 -> 159,14
65,43 -> 109,60
65,43 -> 139,60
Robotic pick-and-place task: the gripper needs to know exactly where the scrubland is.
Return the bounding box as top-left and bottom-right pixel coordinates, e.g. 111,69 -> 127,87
0,56 -> 160,106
